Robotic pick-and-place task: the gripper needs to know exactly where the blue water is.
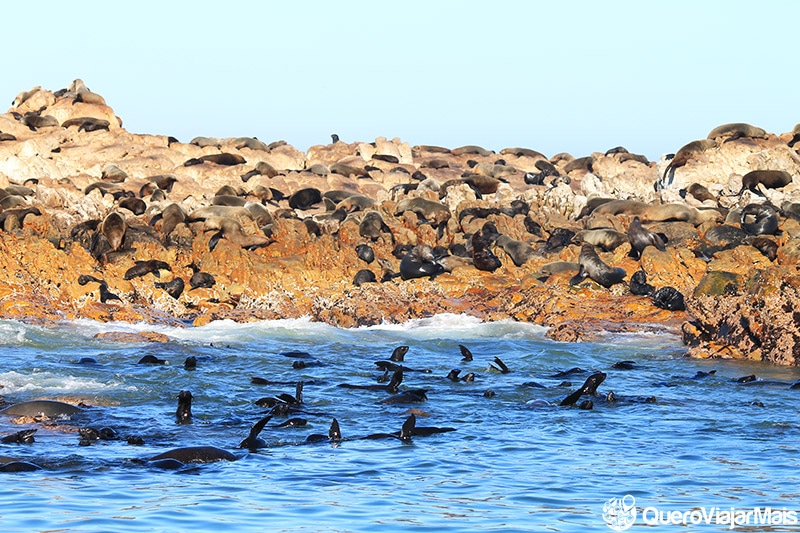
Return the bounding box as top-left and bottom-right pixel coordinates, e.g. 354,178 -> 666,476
0,314 -> 798,532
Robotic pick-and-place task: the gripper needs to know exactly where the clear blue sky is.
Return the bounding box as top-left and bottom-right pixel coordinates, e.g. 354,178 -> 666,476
4,1 -> 798,161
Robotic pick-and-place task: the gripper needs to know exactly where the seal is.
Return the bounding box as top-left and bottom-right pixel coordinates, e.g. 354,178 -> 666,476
355,244 -> 375,264
118,197 -> 146,215
661,139 -> 715,189
288,188 -> 322,210
629,269 -> 655,296
682,183 -> 717,204
99,212 -> 126,252
359,211 -> 394,242
353,269 -> 377,286
176,390 -> 193,423
400,245 -> 444,280
472,232 -> 501,272
305,418 -> 342,443
536,261 -> 580,280
740,203 -> 779,235
575,228 -> 627,252
627,216 -> 666,259
560,372 -> 607,406
707,122 -> 767,141
749,236 -> 778,261
451,145 -> 493,156
123,259 -> 171,280
199,153 -> 247,166
148,446 -> 237,465
61,117 -> 110,132
237,415 -> 272,450
0,400 -> 82,417
640,204 -> 722,226
651,287 -> 686,311
737,170 -> 792,196
395,197 -> 451,228
338,369 -> 404,394
494,235 -> 536,267
569,244 -> 626,289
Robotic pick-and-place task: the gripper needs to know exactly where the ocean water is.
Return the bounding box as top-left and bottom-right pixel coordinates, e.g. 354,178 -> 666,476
0,314 -> 798,532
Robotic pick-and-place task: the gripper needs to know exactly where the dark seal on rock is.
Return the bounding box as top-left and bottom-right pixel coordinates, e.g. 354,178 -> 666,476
738,170 -> 792,196
569,244 -> 626,288
400,245 -> 444,280
651,287 -> 686,311
740,203 -> 779,235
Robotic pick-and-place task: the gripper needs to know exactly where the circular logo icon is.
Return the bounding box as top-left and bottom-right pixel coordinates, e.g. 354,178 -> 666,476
602,494 -> 636,531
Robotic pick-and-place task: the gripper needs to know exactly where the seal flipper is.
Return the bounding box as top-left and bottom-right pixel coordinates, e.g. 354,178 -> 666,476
569,265 -> 588,286
459,344 -> 473,362
399,414 -> 416,441
238,415 -> 272,449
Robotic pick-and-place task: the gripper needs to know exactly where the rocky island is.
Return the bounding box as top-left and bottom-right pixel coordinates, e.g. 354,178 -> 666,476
0,80 -> 798,365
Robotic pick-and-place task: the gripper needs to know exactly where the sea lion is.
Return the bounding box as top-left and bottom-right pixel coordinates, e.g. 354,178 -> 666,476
61,117 -> 111,132
148,446 -> 237,465
199,153 -> 246,166
640,204 -> 723,226
176,390 -> 193,423
101,164 -> 128,183
338,369 -> 404,394
123,260 -> 171,280
212,194 -> 247,207
0,132 -> 16,142
23,113 -> 59,130
118,197 -> 146,215
627,217 -> 666,259
397,414 -> 455,439
682,183 -> 717,204
288,188 -> 322,210
569,244 -> 626,288
629,269 -> 655,296
399,245 -> 444,280
592,199 -> 649,217
202,216 -> 273,249
660,139 -> 715,189
740,203 -> 779,235
98,282 -> 121,303
0,400 -> 82,417
356,244 -> 375,264
12,86 -> 41,107
651,287 -> 686,311
1,429 -> 36,444
155,277 -> 185,299
305,419 -> 342,443
155,203 -> 187,239
575,228 -> 627,251
359,211 -> 394,242
536,261 -> 580,280
737,170 -> 792,196
0,207 -> 41,231
560,372 -> 607,406
451,145 -> 493,156
353,269 -> 377,286
395,197 -> 451,227
490,357 -> 511,374
494,235 -> 536,267
74,87 -> 106,106
187,263 -> 215,289
749,236 -> 778,261
237,415 -> 272,450
472,231 -> 501,272
707,122 -> 767,141
378,389 -> 428,405
99,212 -> 126,252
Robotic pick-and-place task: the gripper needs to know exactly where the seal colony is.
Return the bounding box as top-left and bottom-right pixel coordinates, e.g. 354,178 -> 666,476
0,80 -> 800,365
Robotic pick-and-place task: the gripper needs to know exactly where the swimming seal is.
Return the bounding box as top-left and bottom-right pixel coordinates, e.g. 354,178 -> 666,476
399,245 -> 444,280
148,446 -> 237,464
176,390 -> 193,423
737,170 -> 792,196
305,418 -> 342,443
0,400 -> 82,417
560,372 -> 607,406
627,217 -> 666,259
569,244 -> 626,288
740,203 -> 779,235
238,415 -> 272,450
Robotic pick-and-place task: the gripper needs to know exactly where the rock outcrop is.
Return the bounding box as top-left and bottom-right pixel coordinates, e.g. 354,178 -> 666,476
1,82 -> 799,365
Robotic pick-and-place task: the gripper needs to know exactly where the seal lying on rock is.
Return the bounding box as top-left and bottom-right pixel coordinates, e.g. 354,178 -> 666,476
570,245 -> 626,289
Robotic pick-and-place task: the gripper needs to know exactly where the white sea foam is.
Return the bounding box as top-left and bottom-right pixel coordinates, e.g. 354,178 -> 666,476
0,370 -> 126,395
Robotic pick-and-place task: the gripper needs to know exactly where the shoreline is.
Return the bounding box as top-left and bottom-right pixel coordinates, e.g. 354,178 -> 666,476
1,81 -> 799,364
